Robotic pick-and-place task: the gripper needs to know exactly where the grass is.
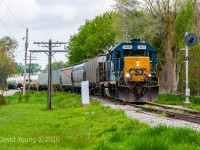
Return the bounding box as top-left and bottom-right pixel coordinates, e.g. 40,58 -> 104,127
0,91 -> 200,149
156,93 -> 200,110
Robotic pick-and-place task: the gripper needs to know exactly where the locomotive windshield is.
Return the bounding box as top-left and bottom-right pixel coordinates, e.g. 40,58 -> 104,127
124,50 -> 145,56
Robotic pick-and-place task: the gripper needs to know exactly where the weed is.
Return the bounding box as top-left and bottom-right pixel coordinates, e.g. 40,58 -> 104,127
135,109 -> 143,113
18,91 -> 22,103
0,94 -> 7,105
25,92 -> 30,103
161,111 -> 167,117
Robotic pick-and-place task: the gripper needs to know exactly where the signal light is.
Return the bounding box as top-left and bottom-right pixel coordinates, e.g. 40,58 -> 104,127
184,34 -> 197,46
189,38 -> 194,43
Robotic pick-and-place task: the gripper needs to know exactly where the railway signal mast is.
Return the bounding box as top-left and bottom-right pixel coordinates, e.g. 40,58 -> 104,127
30,40 -> 68,109
184,33 -> 197,103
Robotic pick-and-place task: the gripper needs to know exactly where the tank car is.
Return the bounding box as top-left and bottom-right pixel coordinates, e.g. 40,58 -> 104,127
26,75 -> 38,90
7,76 -> 25,89
101,39 -> 159,102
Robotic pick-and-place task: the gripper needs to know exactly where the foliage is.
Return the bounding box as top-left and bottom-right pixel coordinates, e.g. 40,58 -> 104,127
174,0 -> 200,95
113,0 -> 148,42
173,0 -> 195,48
67,12 -> 116,64
188,44 -> 200,95
18,91 -> 22,103
0,94 -> 7,105
43,61 -> 67,72
0,36 -> 18,88
15,63 -> 42,74
26,63 -> 42,73
15,63 -> 24,74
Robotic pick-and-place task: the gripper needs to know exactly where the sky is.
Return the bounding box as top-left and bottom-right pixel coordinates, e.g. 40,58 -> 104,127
0,0 -> 115,69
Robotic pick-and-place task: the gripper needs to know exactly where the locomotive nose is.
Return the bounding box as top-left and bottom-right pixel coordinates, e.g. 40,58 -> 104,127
124,56 -> 151,82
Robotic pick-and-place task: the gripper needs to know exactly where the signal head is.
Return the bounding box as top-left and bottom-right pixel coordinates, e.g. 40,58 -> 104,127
184,34 -> 197,46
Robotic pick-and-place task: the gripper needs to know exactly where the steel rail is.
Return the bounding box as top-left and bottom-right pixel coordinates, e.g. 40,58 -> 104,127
132,104 -> 200,124
90,96 -> 200,124
146,102 -> 200,116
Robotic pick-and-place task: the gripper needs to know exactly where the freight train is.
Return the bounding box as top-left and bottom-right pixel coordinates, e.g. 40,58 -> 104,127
7,39 -> 159,102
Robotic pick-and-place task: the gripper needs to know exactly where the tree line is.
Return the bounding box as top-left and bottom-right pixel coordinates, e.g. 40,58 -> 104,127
67,0 -> 200,95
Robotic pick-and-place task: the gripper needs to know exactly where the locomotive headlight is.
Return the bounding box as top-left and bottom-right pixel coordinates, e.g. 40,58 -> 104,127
136,61 -> 140,67
126,73 -> 131,78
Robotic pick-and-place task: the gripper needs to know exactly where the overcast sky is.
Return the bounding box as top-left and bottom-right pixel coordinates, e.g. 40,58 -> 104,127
0,0 -> 115,69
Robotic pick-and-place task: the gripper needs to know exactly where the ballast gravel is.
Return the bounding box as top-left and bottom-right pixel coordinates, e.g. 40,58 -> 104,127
92,97 -> 200,132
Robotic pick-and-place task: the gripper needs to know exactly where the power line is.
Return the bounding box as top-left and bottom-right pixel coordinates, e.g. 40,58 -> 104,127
0,18 -> 15,38
1,0 -> 25,29
15,50 -> 25,52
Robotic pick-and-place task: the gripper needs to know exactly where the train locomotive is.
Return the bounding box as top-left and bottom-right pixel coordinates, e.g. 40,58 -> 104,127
102,39 -> 159,102
7,39 -> 159,102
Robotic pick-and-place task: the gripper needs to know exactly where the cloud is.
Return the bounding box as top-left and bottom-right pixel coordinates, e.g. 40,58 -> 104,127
0,0 -> 115,68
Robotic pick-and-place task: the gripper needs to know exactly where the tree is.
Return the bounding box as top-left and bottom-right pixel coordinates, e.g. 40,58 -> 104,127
67,12 -> 116,64
0,36 -> 18,88
142,0 -> 194,93
15,63 -> 42,74
173,0 -> 197,94
113,0 -> 147,42
43,61 -> 67,71
26,63 -> 42,74
15,63 -> 24,74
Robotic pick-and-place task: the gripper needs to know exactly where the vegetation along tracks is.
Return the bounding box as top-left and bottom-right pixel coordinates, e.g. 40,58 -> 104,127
131,102 -> 200,124
91,96 -> 200,124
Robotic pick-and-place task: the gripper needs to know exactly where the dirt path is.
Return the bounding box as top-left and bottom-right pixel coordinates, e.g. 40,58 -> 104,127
0,90 -> 20,96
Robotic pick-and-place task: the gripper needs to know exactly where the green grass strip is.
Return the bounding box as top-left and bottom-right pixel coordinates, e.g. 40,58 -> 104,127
0,91 -> 199,149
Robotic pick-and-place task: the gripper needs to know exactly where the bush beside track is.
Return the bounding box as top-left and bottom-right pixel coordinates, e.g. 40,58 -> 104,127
0,92 -> 200,149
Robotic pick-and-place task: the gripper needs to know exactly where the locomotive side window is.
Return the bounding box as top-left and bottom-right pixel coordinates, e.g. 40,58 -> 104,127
115,51 -> 121,58
148,51 -> 153,60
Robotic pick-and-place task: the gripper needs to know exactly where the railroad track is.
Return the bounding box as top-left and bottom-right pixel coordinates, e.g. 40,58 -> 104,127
132,103 -> 200,124
90,96 -> 200,124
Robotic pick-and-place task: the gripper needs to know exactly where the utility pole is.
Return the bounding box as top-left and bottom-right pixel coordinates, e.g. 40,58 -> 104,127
23,28 -> 28,96
30,39 -> 68,109
24,53 -> 37,91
